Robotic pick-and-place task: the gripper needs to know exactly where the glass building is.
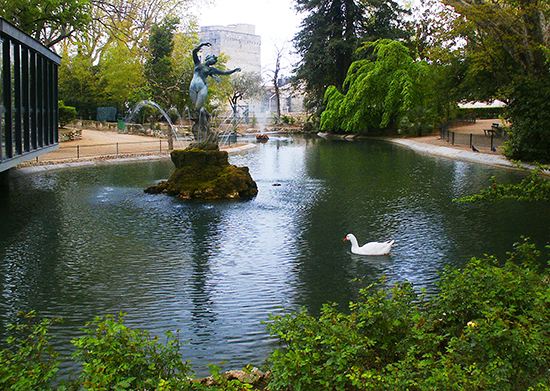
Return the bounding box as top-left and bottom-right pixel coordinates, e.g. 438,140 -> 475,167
0,18 -> 61,174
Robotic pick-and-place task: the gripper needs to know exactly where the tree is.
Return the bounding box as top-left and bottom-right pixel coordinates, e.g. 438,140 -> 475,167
267,43 -> 292,123
293,0 -> 410,113
0,0 -> 91,47
98,34 -> 147,112
226,72 -> 264,128
57,0 -> 199,118
360,0 -> 411,42
293,0 -> 365,113
271,45 -> 284,123
437,0 -> 550,161
321,40 -> 429,134
406,0 -> 469,122
58,48 -> 104,119
145,16 -> 180,108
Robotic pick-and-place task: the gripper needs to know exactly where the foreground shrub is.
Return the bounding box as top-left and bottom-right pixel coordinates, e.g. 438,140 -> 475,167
72,313 -> 194,390
1,313 -> 255,390
2,240 -> 549,390
267,238 -> 550,390
0,312 -> 61,390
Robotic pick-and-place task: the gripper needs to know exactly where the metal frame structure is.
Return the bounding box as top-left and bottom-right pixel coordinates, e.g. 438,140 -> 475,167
0,18 -> 61,173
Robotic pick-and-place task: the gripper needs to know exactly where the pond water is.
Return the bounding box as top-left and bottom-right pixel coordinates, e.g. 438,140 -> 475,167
1,136 -> 549,376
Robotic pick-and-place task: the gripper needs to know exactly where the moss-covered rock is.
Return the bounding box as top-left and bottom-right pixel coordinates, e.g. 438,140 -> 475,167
145,149 -> 258,200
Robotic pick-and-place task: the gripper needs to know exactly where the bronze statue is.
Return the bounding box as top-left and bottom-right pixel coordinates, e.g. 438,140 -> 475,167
189,42 -> 241,150
190,42 -> 241,109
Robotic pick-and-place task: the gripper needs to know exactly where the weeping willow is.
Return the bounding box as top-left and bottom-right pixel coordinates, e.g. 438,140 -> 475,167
320,39 -> 429,133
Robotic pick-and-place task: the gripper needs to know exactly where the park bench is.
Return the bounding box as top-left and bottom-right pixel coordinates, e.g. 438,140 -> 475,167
484,123 -> 503,136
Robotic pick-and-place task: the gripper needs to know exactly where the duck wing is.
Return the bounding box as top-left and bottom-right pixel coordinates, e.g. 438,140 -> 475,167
358,240 -> 394,255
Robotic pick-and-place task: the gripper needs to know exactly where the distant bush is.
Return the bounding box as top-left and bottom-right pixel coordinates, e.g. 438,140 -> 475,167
280,115 -> 296,125
267,238 -> 550,390
58,101 -> 77,127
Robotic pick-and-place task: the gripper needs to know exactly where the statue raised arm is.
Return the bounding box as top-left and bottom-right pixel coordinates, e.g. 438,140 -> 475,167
189,42 -> 241,109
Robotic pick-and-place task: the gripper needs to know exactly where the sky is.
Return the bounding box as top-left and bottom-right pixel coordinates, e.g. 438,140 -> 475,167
190,0 -> 303,72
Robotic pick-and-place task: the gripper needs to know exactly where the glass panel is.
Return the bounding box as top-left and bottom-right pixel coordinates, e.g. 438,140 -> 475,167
0,36 -> 4,162
37,55 -> 43,147
22,46 -> 29,152
11,41 -> 18,156
30,50 -> 36,149
12,42 -> 22,156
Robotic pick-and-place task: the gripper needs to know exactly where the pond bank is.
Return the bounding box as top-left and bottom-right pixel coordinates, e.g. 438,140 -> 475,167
381,136 -> 547,175
384,137 -> 512,168
11,129 -> 542,178
11,143 -> 256,177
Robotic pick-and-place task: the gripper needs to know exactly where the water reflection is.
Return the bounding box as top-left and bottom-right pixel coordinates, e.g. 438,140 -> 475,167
1,137 -> 549,376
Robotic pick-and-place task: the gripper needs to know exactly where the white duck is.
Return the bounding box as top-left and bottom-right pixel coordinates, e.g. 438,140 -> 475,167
344,233 -> 394,255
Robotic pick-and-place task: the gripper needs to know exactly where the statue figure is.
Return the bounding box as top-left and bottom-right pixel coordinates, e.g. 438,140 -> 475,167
189,43 -> 241,149
190,42 -> 241,109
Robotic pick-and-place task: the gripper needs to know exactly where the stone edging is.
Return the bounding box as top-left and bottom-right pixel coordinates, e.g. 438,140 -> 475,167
380,137 -> 547,175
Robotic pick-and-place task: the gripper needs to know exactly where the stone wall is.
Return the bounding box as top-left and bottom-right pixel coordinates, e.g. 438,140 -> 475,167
199,24 -> 261,74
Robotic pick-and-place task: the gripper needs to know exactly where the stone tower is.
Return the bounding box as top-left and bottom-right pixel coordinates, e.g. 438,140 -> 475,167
199,24 -> 261,74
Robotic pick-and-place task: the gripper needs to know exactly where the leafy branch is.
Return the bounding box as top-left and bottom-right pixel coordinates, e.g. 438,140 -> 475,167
456,164 -> 550,202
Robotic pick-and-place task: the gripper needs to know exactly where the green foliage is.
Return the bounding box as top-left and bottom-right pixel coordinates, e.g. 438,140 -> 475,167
267,281 -> 423,390
0,0 -> 91,47
320,40 -> 429,133
58,101 -> 77,127
427,239 -> 550,390
438,0 -> 550,162
503,78 -> 550,163
280,115 -> 295,125
205,363 -> 254,391
293,0 -> 363,112
56,0 -> 199,118
145,17 -> 180,108
293,0 -> 410,112
58,50 -> 103,120
0,311 -> 61,390
1,312 -> 260,390
267,238 -> 550,390
99,38 -> 146,112
72,313 -> 194,390
456,164 -> 550,202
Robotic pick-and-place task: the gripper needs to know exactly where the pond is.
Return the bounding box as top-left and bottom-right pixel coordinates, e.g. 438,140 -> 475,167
1,136 -> 549,376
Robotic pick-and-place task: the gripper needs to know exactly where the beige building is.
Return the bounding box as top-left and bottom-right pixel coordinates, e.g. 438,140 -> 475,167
199,24 -> 261,74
